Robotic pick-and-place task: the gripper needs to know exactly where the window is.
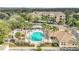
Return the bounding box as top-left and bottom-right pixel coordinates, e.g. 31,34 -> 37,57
72,43 -> 77,46
50,37 -> 56,39
61,42 -> 66,45
60,16 -> 62,17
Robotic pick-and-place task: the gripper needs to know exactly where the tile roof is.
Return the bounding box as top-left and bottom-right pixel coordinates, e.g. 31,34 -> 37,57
48,30 -> 73,43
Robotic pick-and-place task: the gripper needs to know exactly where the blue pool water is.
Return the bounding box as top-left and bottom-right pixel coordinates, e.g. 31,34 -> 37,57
31,32 -> 44,41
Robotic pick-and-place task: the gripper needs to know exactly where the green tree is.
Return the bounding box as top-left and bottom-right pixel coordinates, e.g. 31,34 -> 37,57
51,26 -> 59,32
26,13 -> 38,22
64,10 -> 75,20
8,14 -> 26,30
42,23 -> 49,30
75,20 -> 79,28
42,22 -> 58,32
58,19 -> 65,25
27,22 -> 33,29
8,20 -> 18,30
66,16 -> 76,27
41,15 -> 49,22
0,20 -> 11,44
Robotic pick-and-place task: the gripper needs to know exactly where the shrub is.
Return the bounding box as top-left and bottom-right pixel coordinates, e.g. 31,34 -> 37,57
15,32 -> 21,38
52,43 -> 59,47
36,47 -> 42,51
10,39 -> 15,43
15,40 -> 29,46
0,35 -> 4,44
9,43 -> 16,47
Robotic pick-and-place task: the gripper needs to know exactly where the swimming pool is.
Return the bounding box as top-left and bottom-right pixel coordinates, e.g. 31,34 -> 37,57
31,32 -> 44,42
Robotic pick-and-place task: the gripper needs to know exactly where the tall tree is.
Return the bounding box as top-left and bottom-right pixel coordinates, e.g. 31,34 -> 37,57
0,20 -> 11,44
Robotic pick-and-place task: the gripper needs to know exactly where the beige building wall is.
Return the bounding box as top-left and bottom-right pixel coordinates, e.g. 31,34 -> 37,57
30,11 -> 66,22
48,29 -> 77,48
